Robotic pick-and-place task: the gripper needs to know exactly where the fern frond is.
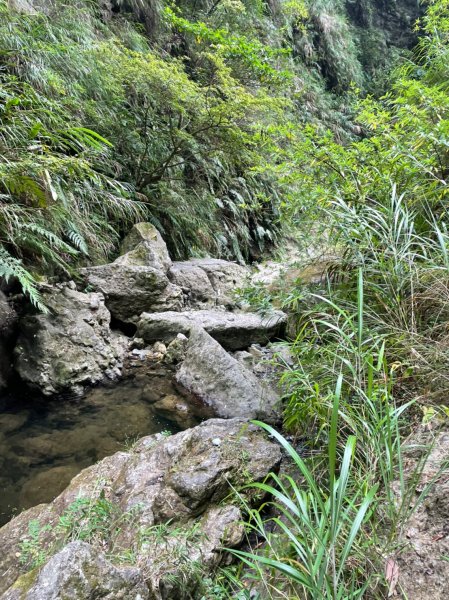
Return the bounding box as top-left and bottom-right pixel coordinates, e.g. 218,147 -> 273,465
0,246 -> 47,312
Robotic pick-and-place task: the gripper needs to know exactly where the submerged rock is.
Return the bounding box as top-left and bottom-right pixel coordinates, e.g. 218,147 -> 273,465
0,419 -> 281,598
137,308 -> 287,351
169,258 -> 249,308
14,286 -> 126,396
175,327 -> 281,422
1,541 -> 149,599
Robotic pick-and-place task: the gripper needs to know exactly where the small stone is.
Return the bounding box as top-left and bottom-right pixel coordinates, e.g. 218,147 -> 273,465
89,295 -> 100,310
212,438 -> 221,446
131,337 -> 146,350
153,341 -> 167,354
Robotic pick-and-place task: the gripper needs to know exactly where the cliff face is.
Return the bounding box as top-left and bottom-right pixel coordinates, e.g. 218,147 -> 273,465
345,0 -> 423,73
346,0 -> 422,45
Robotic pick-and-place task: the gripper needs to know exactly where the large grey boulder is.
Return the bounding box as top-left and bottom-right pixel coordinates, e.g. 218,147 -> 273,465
2,541 -> 149,600
169,258 -> 249,308
0,292 -> 17,391
0,419 -> 281,598
137,309 -> 287,351
14,285 -> 126,396
82,263 -> 183,323
175,327 -> 281,422
82,223 -> 182,322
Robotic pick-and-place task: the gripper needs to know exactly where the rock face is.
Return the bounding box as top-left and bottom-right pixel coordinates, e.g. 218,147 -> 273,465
14,286 -> 126,396
2,541 -> 149,600
169,258 -> 249,308
82,223 -> 183,322
82,263 -> 183,323
175,327 -> 281,423
0,419 -> 281,598
137,308 -> 287,351
0,292 -> 17,391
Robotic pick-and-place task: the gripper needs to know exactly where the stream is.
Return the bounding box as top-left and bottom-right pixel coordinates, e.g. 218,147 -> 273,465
0,365 -> 208,526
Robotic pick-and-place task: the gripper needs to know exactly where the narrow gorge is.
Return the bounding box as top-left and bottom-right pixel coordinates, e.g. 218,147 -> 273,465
1,0 -> 449,599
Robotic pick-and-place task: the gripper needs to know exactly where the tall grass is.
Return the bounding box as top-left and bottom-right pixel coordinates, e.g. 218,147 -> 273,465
231,199 -> 446,596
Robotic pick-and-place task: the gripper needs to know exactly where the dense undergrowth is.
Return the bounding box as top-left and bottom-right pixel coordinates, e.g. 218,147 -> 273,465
0,0 -> 417,308
229,1 -> 449,597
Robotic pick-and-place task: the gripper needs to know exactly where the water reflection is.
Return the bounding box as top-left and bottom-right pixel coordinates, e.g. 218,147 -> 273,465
0,366 -> 206,526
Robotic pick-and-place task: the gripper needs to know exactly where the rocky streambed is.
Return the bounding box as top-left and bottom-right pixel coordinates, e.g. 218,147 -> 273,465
0,223 -> 291,598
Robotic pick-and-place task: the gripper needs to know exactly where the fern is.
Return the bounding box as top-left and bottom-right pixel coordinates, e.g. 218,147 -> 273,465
0,246 -> 47,312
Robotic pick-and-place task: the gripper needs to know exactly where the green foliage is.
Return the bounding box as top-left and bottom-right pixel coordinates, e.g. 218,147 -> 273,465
233,408 -> 378,599
227,5 -> 449,594
0,0 -> 292,303
56,494 -> 119,544
18,520 -> 51,570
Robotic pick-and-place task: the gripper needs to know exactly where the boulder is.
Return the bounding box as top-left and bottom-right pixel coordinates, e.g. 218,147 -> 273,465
0,419 -> 281,597
175,327 -> 281,422
14,286 -> 127,396
82,264 -> 183,323
118,222 -> 172,272
169,258 -> 249,308
81,223 -> 183,322
137,309 -> 287,351
1,541 -> 149,599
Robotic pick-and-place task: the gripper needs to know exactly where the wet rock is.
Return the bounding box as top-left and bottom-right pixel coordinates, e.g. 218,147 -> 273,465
175,327 -> 281,422
137,308 -> 287,351
82,263 -> 183,323
0,419 -> 281,596
0,413 -> 28,435
169,258 -> 249,308
152,394 -> 197,429
119,222 -> 172,273
1,541 -> 149,599
19,465 -> 80,507
14,286 -> 127,396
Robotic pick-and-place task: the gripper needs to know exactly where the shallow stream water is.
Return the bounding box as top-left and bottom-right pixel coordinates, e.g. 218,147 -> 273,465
0,365 -> 207,526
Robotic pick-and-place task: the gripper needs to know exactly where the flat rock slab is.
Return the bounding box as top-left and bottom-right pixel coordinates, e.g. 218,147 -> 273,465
0,419 -> 281,598
137,309 -> 287,351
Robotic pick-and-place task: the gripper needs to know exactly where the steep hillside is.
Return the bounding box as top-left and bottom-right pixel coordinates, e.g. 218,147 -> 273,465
1,0 -> 419,308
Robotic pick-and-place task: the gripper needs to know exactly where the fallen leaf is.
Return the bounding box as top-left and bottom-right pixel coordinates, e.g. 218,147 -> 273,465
385,556 -> 400,597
